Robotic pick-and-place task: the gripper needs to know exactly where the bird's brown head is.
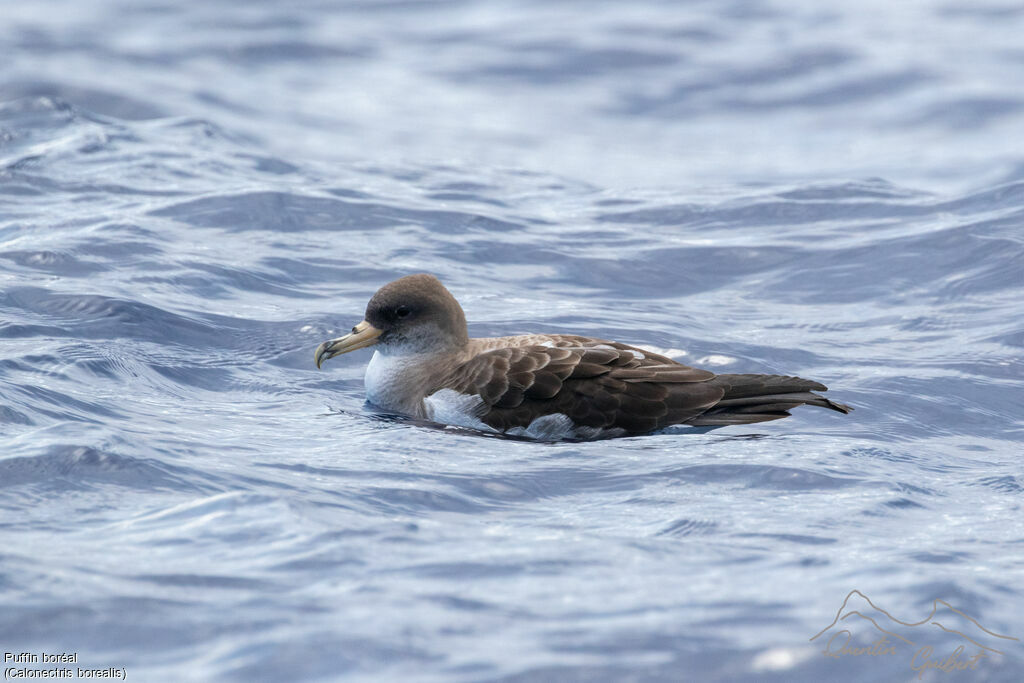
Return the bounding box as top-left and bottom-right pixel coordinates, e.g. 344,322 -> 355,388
314,274 -> 469,368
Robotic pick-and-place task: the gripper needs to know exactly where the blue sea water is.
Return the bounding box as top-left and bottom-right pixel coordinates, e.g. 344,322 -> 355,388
2,1 -> 1023,681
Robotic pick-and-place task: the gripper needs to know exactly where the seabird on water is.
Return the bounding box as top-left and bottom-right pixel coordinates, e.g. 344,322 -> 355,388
314,274 -> 852,440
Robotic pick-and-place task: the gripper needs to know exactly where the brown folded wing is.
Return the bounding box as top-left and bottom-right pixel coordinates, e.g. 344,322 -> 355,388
442,337 -> 724,434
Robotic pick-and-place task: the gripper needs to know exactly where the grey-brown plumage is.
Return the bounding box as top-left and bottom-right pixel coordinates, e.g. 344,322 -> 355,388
314,274 -> 852,439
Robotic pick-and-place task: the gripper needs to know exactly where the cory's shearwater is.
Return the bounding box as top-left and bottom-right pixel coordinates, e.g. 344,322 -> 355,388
314,274 -> 852,439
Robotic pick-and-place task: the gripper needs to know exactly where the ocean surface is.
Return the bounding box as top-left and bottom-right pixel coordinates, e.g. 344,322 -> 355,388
2,1 -> 1023,681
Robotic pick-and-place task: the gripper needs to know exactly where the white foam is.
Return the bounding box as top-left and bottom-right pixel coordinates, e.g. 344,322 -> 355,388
635,344 -> 688,359
696,354 -> 735,366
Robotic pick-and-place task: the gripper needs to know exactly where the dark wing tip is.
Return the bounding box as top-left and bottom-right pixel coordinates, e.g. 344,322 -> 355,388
822,397 -> 854,414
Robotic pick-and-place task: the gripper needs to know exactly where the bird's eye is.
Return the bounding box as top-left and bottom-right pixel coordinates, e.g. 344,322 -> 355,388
395,306 -> 411,319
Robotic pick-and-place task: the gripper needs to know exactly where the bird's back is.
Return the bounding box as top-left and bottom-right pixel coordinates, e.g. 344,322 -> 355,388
439,334 -> 850,438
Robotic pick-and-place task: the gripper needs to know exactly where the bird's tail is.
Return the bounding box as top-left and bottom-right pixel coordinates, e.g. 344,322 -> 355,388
687,374 -> 852,426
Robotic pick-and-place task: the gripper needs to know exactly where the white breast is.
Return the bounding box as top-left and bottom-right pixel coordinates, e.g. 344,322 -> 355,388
364,351 -> 421,413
